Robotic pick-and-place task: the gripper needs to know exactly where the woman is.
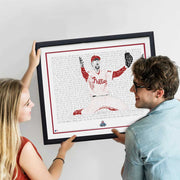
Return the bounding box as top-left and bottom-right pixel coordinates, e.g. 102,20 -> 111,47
0,42 -> 76,180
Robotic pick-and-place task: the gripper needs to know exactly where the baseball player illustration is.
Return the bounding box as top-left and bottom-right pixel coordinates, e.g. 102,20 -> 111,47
73,52 -> 133,115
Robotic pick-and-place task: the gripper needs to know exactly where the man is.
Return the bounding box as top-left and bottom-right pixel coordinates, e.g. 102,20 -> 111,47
73,53 -> 133,115
112,56 -> 180,179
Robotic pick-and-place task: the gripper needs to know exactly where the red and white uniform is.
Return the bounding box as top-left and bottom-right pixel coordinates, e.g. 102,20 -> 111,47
81,66 -> 127,96
73,66 -> 128,115
84,69 -> 111,96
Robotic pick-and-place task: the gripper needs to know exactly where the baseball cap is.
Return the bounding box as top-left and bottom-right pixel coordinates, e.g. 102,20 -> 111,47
91,55 -> 101,63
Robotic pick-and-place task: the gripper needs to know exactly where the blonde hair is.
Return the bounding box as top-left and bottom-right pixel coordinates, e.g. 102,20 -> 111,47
0,79 -> 23,180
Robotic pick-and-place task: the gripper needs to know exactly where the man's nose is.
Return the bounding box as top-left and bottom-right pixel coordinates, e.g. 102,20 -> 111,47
130,85 -> 135,92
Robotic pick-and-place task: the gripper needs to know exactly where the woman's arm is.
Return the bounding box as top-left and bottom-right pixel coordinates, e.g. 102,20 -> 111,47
19,135 -> 76,180
48,135 -> 76,179
21,41 -> 41,88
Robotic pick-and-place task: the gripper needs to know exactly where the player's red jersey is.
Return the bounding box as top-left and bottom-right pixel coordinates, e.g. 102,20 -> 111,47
81,66 -> 126,96
87,70 -> 112,96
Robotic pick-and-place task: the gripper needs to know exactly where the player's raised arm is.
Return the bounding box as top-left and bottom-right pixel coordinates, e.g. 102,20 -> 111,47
125,52 -> 133,68
79,57 -> 84,68
112,52 -> 133,79
79,57 -> 89,81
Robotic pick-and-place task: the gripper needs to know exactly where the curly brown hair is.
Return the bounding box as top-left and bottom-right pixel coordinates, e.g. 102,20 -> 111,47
132,56 -> 179,100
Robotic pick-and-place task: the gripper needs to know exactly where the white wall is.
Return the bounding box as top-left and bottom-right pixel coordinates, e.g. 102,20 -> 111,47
0,0 -> 180,179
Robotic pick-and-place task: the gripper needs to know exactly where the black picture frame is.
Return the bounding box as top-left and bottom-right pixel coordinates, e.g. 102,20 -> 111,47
36,31 -> 155,144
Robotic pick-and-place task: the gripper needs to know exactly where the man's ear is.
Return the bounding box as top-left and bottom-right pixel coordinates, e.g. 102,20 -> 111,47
155,89 -> 164,98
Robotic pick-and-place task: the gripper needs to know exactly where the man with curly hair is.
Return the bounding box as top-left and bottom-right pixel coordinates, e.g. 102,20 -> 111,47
113,56 -> 180,180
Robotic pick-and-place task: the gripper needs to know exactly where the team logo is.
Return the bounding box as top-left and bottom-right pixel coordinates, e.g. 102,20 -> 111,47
100,121 -> 106,127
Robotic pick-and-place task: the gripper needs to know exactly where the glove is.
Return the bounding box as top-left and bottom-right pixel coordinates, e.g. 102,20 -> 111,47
125,52 -> 133,68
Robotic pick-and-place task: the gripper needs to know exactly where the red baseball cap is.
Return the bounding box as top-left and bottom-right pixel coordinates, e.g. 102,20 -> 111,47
91,55 -> 100,63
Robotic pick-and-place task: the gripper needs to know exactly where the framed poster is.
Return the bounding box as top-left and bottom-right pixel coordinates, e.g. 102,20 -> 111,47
36,31 -> 155,144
